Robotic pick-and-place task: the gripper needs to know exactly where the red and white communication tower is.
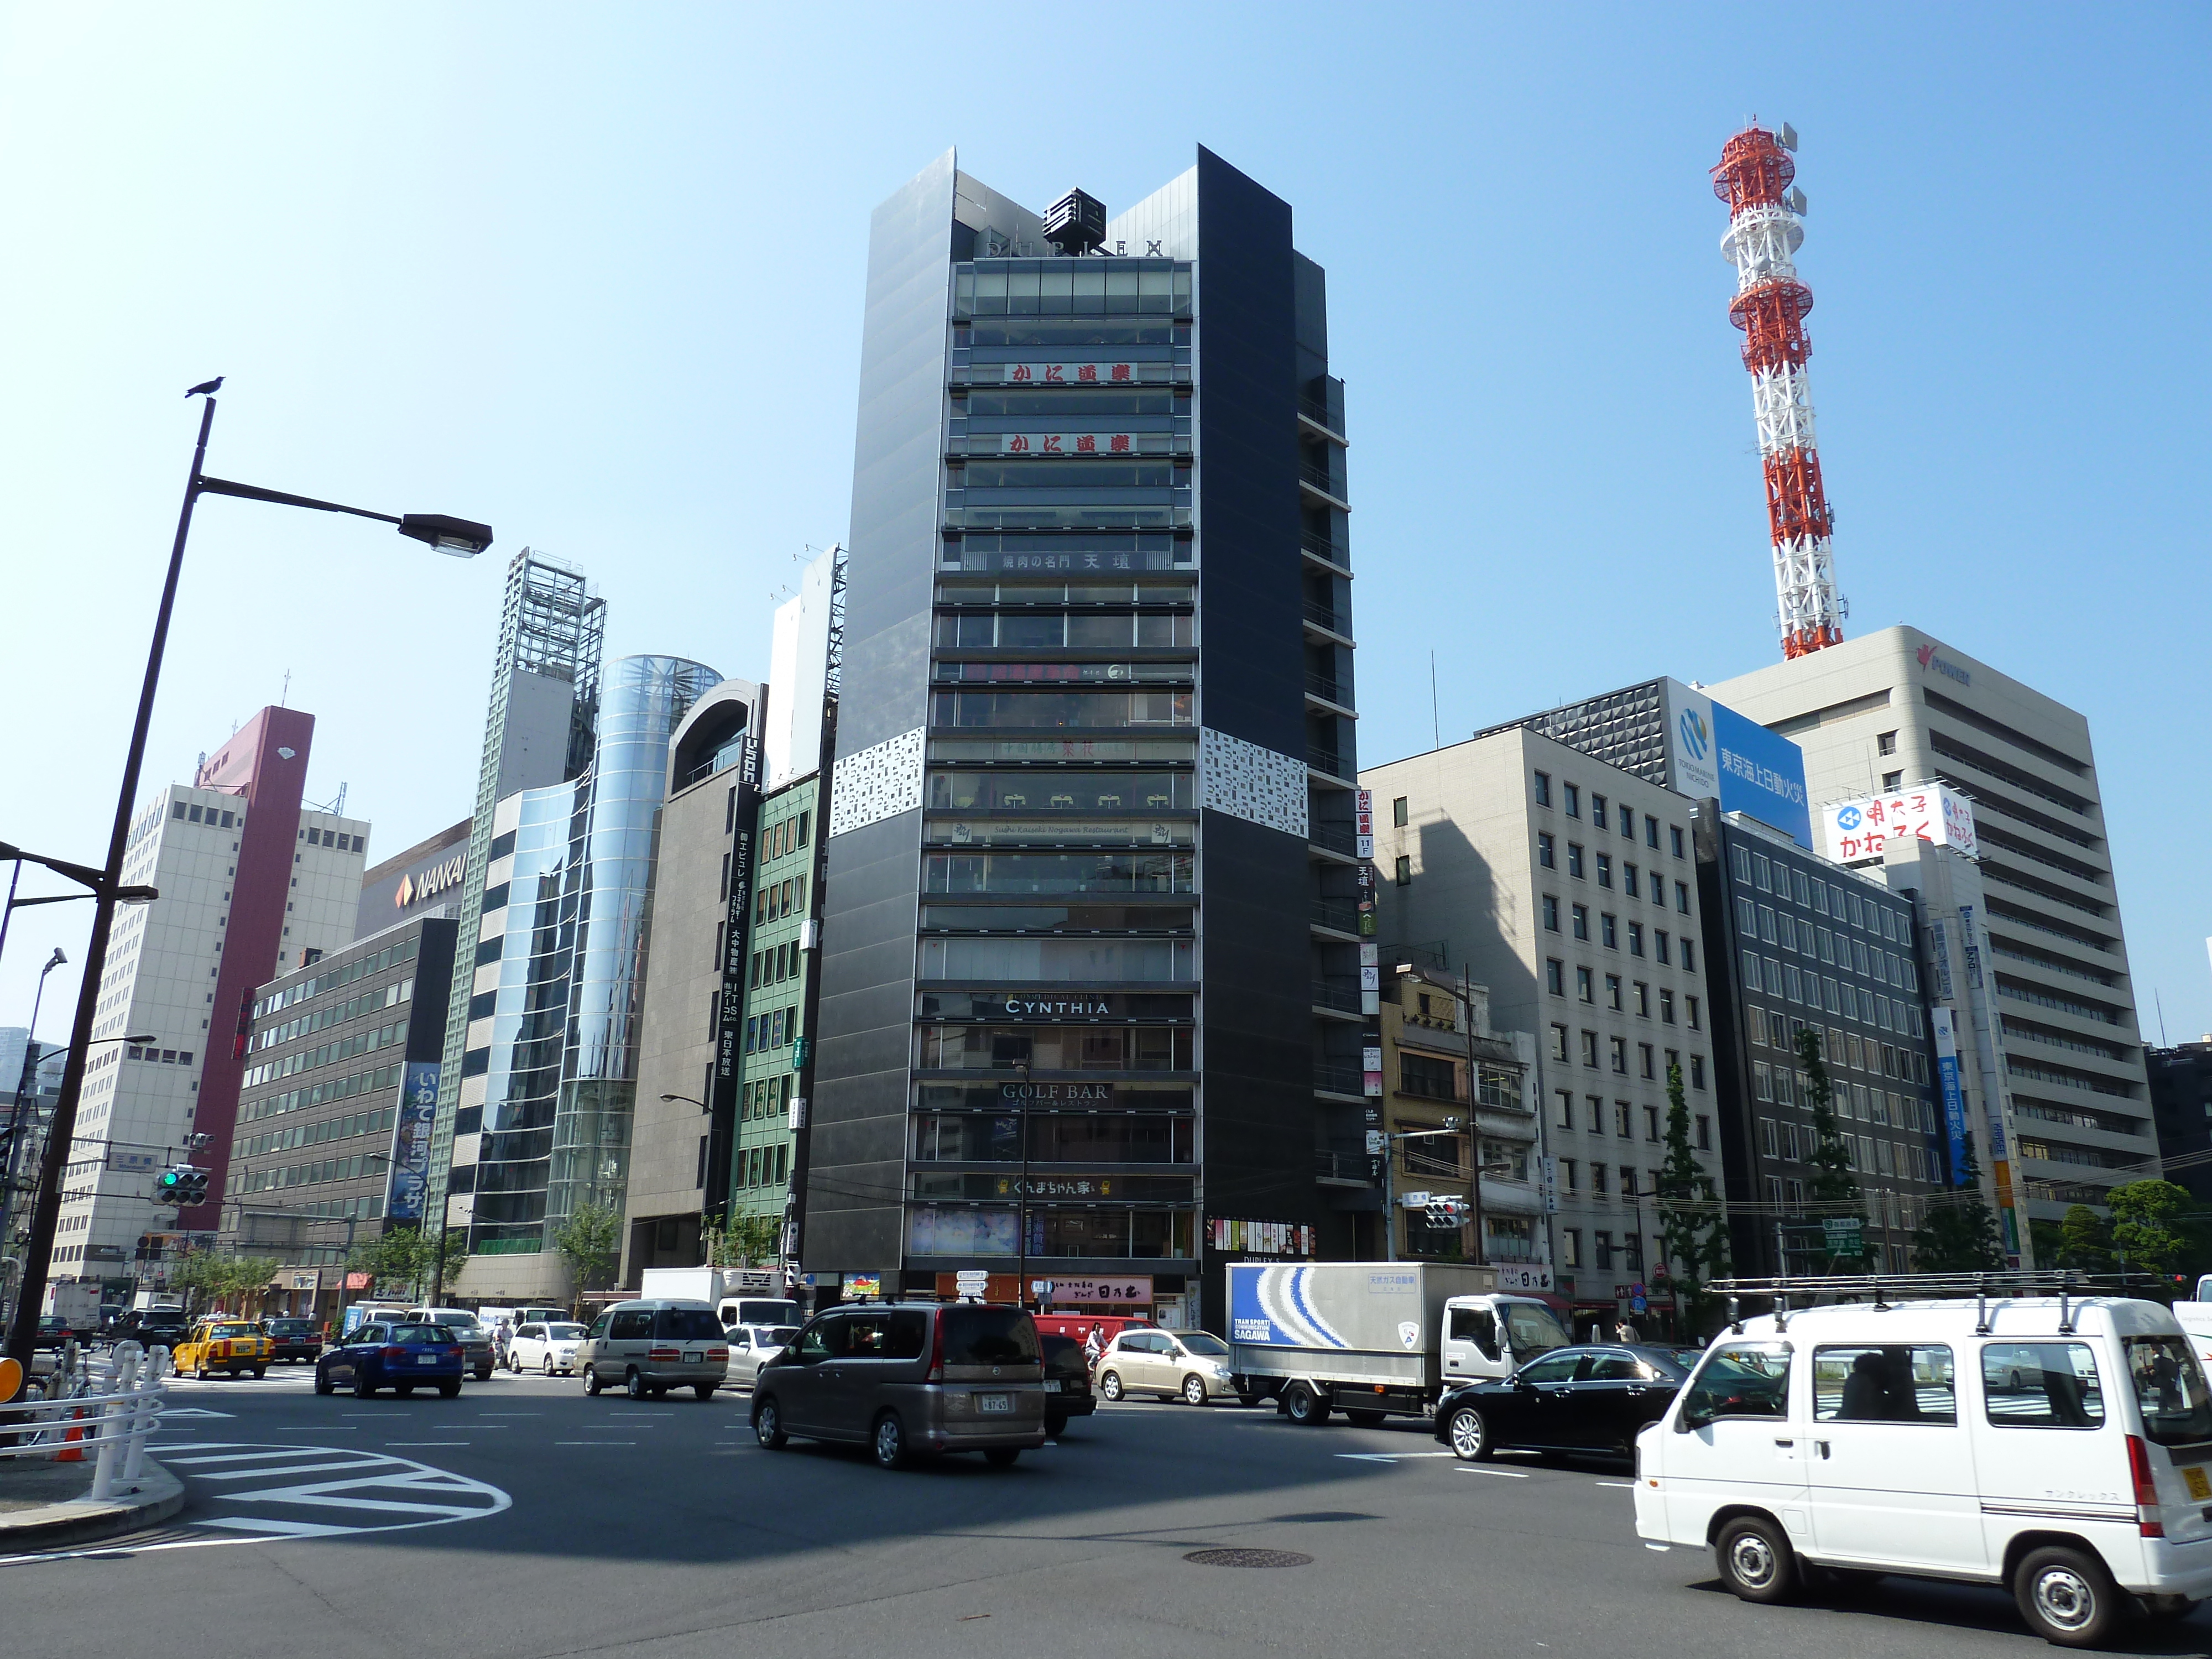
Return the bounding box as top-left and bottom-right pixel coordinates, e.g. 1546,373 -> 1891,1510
1713,122 -> 1845,659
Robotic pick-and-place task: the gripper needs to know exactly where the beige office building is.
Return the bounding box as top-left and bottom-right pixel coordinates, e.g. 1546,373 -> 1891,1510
1712,625 -> 2154,1224
1366,729 -> 1725,1330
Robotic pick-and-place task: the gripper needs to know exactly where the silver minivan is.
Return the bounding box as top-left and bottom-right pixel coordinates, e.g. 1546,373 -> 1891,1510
577,1298 -> 730,1400
751,1301 -> 1047,1468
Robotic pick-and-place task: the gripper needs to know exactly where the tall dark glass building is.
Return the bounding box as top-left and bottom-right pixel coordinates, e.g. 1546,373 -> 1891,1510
806,149 -> 1359,1327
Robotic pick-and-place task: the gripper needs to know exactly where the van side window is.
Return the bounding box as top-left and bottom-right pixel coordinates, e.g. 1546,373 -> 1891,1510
1983,1342 -> 2105,1428
886,1311 -> 928,1359
610,1310 -> 653,1341
588,1314 -> 611,1341
1449,1306 -> 1500,1362
796,1316 -> 842,1361
1677,1342 -> 1792,1428
1814,1344 -> 1956,1424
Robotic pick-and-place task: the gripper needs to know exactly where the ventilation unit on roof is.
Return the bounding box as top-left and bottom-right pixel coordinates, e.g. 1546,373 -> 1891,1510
1044,188 -> 1107,255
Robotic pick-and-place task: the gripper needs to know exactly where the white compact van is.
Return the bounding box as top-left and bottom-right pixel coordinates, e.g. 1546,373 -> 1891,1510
1635,1293 -> 2212,1646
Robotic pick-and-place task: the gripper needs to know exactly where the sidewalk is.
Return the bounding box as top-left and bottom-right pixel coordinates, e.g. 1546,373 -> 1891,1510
0,1454 -> 185,1552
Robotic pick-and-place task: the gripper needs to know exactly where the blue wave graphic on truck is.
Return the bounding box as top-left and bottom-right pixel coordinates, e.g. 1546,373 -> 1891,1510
1232,1264 -> 1349,1348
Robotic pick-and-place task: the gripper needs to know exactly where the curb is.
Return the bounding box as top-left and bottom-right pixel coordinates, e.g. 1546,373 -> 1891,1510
0,1459 -> 186,1553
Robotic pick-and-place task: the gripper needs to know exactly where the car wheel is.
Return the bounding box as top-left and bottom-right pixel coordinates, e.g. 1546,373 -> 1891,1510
584,1366 -> 603,1396
1715,1514 -> 1798,1604
1446,1405 -> 1492,1460
754,1396 -> 787,1448
872,1411 -> 910,1469
1284,1383 -> 1329,1426
1045,1411 -> 1068,1439
1346,1408 -> 1386,1428
439,1381 -> 461,1400
314,1368 -> 333,1396
544,1356 -> 556,1377
2014,1545 -> 2121,1647
253,1366 -> 267,1379
984,1447 -> 1020,1468
475,1366 -> 492,1382
1181,1374 -> 1208,1407
626,1369 -> 647,1400
1098,1369 -> 1124,1402
353,1372 -> 375,1400
693,1384 -> 715,1402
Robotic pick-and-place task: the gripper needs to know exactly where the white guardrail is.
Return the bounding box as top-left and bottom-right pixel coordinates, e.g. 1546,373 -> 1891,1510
2,1340 -> 169,1501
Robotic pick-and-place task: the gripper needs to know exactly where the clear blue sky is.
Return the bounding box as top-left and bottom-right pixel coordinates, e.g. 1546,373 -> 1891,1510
3,5 -> 2206,1045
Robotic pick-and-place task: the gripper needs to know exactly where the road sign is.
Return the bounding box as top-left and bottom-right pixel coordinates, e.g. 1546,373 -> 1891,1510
1823,1217 -> 1865,1256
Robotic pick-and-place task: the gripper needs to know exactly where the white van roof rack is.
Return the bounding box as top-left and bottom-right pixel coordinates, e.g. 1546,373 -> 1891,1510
1709,1270 -> 2161,1338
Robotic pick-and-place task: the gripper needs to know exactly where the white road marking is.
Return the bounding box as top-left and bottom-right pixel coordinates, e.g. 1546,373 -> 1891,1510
556,1440 -> 636,1446
152,1441 -> 511,1540
1456,1465 -> 1530,1478
385,1442 -> 470,1447
1595,1480 -> 1635,1489
156,1407 -> 236,1420
1334,1451 -> 1457,1462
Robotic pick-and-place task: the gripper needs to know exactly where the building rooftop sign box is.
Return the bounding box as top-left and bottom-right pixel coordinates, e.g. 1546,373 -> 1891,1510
1821,780 -> 1979,865
1660,679 -> 1812,848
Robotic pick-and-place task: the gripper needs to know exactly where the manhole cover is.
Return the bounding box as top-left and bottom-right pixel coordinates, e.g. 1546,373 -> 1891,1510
1183,1547 -> 1313,1569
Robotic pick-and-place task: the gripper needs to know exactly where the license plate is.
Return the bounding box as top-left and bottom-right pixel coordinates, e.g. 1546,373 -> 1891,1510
684,1351 -> 702,1364
977,1392 -> 1012,1413
2185,1466 -> 2211,1502
416,1354 -> 439,1365
1043,1379 -> 1062,1393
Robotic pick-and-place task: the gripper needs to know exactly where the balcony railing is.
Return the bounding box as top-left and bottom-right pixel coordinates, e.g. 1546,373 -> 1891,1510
1303,598 -> 1351,638
1308,746 -> 1349,779
1306,669 -> 1351,708
1300,462 -> 1347,500
1314,1149 -> 1376,1185
1311,896 -> 1359,934
1314,1062 -> 1366,1097
1299,395 -> 1345,437
1301,530 -> 1348,568
1311,978 -> 1364,1014
1308,818 -> 1358,856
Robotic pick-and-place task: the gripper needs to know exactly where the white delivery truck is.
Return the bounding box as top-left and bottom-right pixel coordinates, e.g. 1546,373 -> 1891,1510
45,1281 -> 102,1334
637,1266 -> 798,1332
1227,1261 -> 1570,1425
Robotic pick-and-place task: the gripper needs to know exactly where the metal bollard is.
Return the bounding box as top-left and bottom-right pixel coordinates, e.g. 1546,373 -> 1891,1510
120,1343 -> 155,1483
89,1348 -> 137,1502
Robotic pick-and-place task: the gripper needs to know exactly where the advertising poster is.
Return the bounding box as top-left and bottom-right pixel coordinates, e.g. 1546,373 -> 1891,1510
1931,1008 -> 1971,1185
384,1062 -> 439,1221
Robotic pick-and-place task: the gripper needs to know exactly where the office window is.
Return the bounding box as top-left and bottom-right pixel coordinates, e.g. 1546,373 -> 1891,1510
1547,958 -> 1566,996
1882,770 -> 1903,791
1654,929 -> 1670,966
1628,922 -> 1644,957
1533,770 -> 1552,807
1660,987 -> 1675,1024
1691,1055 -> 1707,1089
1561,1157 -> 1578,1192
1613,1100 -> 1632,1137
1573,964 -> 1594,1003
1761,1117 -> 1778,1156
1675,881 -> 1691,915
1595,1230 -> 1614,1269
1686,994 -> 1700,1031
1670,826 -> 1685,858
1634,980 -> 1650,1016
1572,904 -> 1589,941
1392,795 -> 1408,827
1639,1041 -> 1655,1079
1876,730 -> 1898,756
1537,831 -> 1555,869
1592,1163 -> 1610,1197
1609,1035 -> 1628,1074
1592,792 -> 1608,828
1564,782 -> 1580,817
1580,1030 -> 1600,1067
1681,939 -> 1695,973
1568,842 -> 1585,878
1556,1089 -> 1574,1128
1542,895 -> 1561,931
1623,862 -> 1640,899
1695,1114 -> 1712,1151
1561,1228 -> 1581,1267
1596,853 -> 1612,889
1793,869 -> 1812,907
1394,855 -> 1411,886
1736,895 -> 1757,937
1587,1095 -> 1604,1131
1759,905 -> 1777,945
1605,973 -> 1623,1010
1619,804 -> 1635,836
1551,1024 -> 1570,1061
1619,1166 -> 1639,1199
1601,914 -> 1618,949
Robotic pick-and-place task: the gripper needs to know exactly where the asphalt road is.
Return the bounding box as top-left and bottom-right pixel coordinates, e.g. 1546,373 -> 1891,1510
6,1364 -> 2210,1658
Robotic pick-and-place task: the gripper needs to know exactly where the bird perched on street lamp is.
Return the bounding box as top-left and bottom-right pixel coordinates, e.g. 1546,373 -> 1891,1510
185,376 -> 224,398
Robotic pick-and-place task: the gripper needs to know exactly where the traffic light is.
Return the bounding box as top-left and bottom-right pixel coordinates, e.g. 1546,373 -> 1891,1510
1424,1196 -> 1472,1229
155,1165 -> 210,1206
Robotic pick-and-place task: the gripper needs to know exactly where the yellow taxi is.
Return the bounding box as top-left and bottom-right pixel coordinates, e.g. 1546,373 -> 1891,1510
174,1318 -> 273,1379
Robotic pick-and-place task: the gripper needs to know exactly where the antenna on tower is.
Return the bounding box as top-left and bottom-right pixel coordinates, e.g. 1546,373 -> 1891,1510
310,782 -> 348,817
1713,123 -> 1847,659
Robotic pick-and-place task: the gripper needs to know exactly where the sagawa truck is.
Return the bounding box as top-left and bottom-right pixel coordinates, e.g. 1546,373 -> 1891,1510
1227,1261 -> 1569,1425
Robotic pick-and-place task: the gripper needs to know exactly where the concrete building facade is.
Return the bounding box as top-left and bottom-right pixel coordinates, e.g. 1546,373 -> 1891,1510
1712,626 -> 2156,1224
1365,728 -> 1723,1331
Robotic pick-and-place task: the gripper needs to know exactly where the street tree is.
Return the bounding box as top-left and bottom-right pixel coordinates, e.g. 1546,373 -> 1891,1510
349,1227 -> 434,1302
2109,1179 -> 2193,1287
1796,1026 -> 1865,1267
1654,1059 -> 1729,1329
1910,1132 -> 2006,1272
554,1202 -> 621,1303
706,1214 -> 780,1269
2051,1204 -> 2116,1273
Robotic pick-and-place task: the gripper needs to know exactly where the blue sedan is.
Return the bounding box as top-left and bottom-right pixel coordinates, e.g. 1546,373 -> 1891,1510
315,1321 -> 465,1399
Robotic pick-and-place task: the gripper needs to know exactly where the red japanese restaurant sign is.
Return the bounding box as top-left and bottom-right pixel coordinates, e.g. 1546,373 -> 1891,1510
997,362 -> 1164,385
1820,781 -> 1979,864
998,432 -> 1140,456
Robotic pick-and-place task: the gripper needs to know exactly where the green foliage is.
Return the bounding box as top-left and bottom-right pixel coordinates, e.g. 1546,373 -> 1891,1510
1654,1060 -> 1729,1318
705,1214 -> 781,1269
349,1226 -> 434,1301
554,1202 -> 622,1295
2109,1180 -> 2193,1284
167,1251 -> 283,1313
2052,1204 -> 2116,1273
1796,1027 -> 1861,1215
1910,1133 -> 2006,1272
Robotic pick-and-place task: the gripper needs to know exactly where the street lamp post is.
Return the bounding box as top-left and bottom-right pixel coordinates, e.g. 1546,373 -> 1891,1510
1,391 -> 491,1371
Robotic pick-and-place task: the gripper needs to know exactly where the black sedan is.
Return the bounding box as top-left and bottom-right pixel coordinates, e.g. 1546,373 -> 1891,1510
1434,1343 -> 1702,1462
1040,1334 -> 1097,1439
261,1317 -> 323,1363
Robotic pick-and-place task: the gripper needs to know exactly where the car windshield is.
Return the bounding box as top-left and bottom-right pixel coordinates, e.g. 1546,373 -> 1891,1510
1677,1341 -> 1793,1428
941,1307 -> 1039,1365
2125,1337 -> 2212,1447
388,1324 -> 450,1344
213,1324 -> 258,1338
547,1323 -> 587,1340
267,1320 -> 314,1334
1505,1302 -> 1571,1358
1178,1333 -> 1230,1357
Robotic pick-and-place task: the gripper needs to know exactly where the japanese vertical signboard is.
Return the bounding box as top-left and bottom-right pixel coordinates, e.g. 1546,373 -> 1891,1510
1931,1006 -> 1971,1185
384,1062 -> 439,1221
1354,790 -> 1375,860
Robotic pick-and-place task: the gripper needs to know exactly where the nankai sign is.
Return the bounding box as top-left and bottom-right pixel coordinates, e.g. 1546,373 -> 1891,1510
393,854 -> 466,909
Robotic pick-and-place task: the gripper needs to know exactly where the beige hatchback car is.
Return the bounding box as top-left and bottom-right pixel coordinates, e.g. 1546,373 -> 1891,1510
577,1299 -> 729,1400
1097,1328 -> 1239,1405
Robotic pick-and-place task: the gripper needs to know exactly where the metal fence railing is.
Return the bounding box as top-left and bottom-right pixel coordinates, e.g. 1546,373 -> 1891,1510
2,1340 -> 170,1501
